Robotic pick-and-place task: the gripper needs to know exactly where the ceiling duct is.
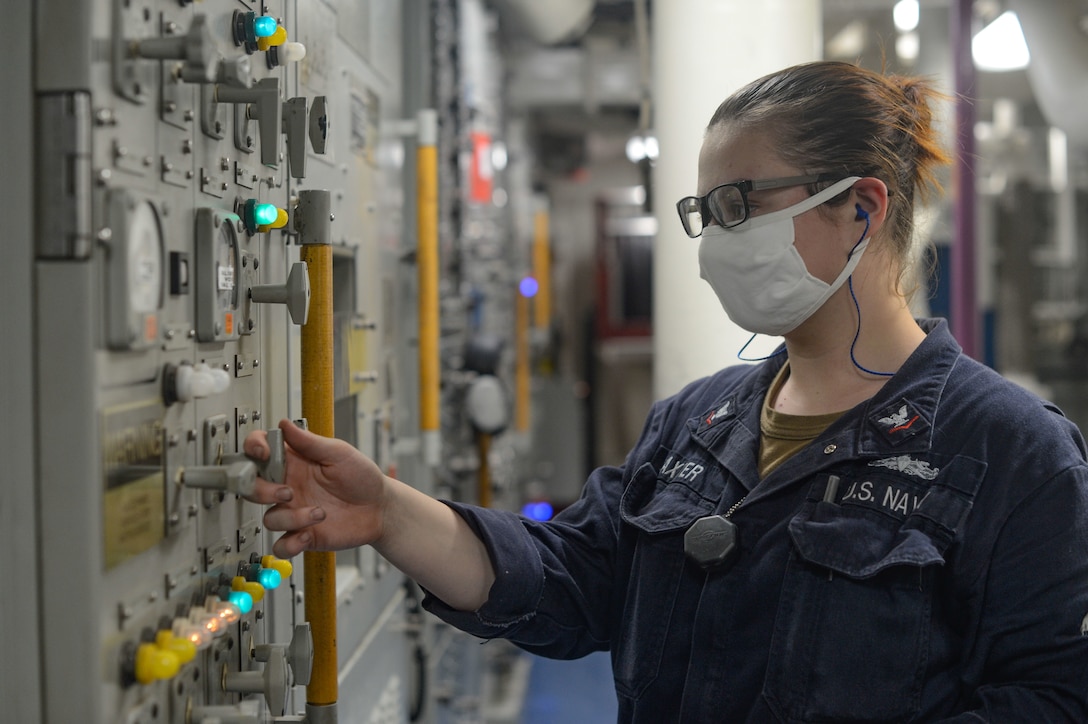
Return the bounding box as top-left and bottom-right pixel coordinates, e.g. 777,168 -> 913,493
491,0 -> 596,45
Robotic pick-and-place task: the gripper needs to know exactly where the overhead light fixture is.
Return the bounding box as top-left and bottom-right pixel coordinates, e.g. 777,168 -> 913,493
893,0 -> 920,32
625,133 -> 658,164
973,11 -> 1030,72
896,31 -> 920,63
827,20 -> 867,59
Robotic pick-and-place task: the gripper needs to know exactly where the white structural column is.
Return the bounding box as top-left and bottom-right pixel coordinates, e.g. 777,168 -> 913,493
652,0 -> 821,399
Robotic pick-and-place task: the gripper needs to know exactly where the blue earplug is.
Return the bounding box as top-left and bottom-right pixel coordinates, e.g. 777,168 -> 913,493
855,203 -> 869,221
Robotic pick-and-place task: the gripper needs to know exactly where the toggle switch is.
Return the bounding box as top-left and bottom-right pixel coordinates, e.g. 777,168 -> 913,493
214,78 -> 281,167
133,641 -> 181,685
179,460 -> 258,497
127,15 -> 222,85
224,645 -> 290,716
281,96 -> 328,178
249,261 -> 310,325
219,427 -> 286,484
254,622 -> 313,687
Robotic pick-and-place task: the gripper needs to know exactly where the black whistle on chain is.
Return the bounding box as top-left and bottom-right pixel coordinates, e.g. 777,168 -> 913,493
684,515 -> 740,570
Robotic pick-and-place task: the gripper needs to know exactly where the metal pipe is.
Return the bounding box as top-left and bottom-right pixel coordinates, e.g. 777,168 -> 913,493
477,433 -> 492,508
532,207 -> 551,332
515,290 -> 530,433
951,0 -> 979,358
416,110 -> 441,468
296,190 -> 338,718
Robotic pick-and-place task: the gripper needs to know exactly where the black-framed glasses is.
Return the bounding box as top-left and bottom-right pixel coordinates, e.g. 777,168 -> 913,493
675,174 -> 845,238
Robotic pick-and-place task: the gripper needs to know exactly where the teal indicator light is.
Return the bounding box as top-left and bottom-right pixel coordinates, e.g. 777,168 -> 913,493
256,567 -> 282,590
254,16 -> 277,38
254,203 -> 278,225
243,199 -> 280,234
228,591 -> 253,615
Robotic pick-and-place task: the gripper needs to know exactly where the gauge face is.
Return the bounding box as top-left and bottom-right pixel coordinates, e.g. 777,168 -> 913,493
216,222 -> 239,313
195,209 -> 242,342
106,192 -> 163,350
128,202 -> 164,314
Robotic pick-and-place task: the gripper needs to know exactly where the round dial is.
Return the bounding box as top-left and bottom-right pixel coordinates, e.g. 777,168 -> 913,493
127,201 -> 163,314
215,221 -> 239,313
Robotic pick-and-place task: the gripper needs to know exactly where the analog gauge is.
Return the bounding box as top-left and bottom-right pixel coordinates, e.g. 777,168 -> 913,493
106,191 -> 164,350
128,201 -> 164,314
215,221 -> 239,315
195,209 -> 242,342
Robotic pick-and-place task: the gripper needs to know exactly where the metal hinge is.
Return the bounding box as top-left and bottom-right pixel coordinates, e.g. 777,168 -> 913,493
36,92 -> 92,259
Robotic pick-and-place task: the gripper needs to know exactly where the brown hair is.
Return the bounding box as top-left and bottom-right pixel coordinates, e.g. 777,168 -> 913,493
707,61 -> 950,269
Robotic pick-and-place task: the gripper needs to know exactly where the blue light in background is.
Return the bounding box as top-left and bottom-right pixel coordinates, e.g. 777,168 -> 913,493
522,501 -> 554,521
519,276 -> 539,298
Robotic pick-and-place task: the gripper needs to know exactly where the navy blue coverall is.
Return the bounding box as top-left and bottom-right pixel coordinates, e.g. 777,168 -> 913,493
425,319 -> 1088,722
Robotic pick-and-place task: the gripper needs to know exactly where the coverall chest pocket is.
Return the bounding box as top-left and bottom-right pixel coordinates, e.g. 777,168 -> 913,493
615,461 -> 719,701
763,486 -> 954,723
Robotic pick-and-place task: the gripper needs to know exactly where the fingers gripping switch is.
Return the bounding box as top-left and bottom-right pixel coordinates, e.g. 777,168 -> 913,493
249,262 -> 311,325
179,460 -> 258,497
220,427 -> 286,483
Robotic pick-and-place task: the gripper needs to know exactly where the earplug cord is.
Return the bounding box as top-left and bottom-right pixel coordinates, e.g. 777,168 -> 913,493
737,205 -> 895,378
847,207 -> 894,377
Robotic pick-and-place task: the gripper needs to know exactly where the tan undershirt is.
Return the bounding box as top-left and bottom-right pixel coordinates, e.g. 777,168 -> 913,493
759,363 -> 846,478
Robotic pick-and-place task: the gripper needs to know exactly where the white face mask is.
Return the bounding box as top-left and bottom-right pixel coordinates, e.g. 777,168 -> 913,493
698,176 -> 867,336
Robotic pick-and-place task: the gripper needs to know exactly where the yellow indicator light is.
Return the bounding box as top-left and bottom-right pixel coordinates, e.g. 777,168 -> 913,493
257,26 -> 287,51
155,631 -> 197,665
258,208 -> 289,233
134,642 -> 180,685
261,554 -> 294,579
232,575 -> 266,603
